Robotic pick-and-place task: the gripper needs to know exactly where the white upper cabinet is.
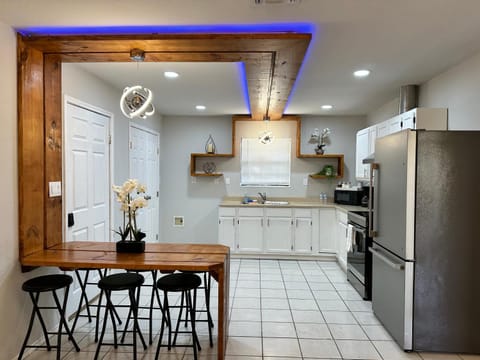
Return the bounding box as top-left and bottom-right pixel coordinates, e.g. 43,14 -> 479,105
355,128 -> 370,180
399,108 -> 448,131
376,120 -> 389,138
388,115 -> 402,134
356,108 -> 447,180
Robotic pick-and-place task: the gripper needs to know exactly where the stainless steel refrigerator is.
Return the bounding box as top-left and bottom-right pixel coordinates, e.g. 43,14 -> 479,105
369,129 -> 480,353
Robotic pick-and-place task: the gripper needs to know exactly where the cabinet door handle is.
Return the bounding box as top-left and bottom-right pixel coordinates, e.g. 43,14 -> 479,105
232,218 -> 235,226
295,219 -> 298,228
261,219 -> 264,227
267,219 -> 270,227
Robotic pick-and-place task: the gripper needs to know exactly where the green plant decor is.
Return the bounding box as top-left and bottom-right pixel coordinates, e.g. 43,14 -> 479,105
315,165 -> 336,178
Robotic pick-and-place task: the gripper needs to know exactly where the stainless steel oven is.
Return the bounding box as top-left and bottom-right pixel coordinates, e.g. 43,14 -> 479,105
347,211 -> 372,300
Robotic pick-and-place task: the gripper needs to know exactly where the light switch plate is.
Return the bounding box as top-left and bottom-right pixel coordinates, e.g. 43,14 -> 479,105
225,177 -> 230,185
48,181 -> 62,197
303,177 -> 308,186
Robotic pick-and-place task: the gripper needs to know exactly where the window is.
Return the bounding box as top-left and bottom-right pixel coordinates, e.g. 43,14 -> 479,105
240,138 -> 291,187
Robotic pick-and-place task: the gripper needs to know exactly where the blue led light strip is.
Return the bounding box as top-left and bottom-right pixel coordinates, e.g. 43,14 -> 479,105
18,23 -> 315,116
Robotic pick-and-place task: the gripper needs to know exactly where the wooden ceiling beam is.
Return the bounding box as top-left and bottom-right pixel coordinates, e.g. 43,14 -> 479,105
21,32 -> 311,119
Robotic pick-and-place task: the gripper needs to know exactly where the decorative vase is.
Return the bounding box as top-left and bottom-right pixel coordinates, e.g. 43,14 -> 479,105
205,134 -> 216,154
315,144 -> 325,155
116,240 -> 146,253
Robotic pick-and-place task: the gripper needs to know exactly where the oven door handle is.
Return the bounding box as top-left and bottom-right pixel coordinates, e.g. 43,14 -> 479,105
350,226 -> 366,237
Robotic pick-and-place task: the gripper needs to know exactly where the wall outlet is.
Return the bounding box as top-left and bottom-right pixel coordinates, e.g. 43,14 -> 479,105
173,216 -> 184,227
48,181 -> 62,197
191,177 -> 196,184
225,177 -> 230,185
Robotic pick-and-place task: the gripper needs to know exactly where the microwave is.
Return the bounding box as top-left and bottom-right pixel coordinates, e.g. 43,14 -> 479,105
334,188 -> 364,206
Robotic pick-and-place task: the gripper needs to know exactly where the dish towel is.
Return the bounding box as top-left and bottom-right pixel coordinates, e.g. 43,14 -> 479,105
346,224 -> 355,252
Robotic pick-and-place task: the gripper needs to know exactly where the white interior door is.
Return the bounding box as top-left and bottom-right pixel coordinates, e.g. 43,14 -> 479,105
64,97 -> 112,242
129,124 -> 160,242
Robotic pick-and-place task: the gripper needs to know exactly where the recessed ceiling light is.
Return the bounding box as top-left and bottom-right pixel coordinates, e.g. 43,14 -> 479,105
354,69 -> 370,78
195,105 -> 206,111
321,105 -> 333,110
164,71 -> 179,78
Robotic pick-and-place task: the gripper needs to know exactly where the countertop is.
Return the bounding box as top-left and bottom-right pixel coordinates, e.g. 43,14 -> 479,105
219,197 -> 366,213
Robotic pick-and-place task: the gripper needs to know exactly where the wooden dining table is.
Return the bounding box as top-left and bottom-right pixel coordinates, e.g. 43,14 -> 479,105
20,241 -> 230,360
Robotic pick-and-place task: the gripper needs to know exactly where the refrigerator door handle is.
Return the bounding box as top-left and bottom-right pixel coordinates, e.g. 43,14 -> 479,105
369,163 -> 379,237
369,247 -> 404,270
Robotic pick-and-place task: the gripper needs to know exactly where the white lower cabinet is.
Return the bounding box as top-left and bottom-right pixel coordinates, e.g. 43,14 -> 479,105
237,207 -> 264,252
237,217 -> 263,252
294,217 -> 312,253
336,209 -> 348,271
218,216 -> 235,249
265,209 -> 293,253
293,208 -> 314,253
318,208 -> 337,253
218,207 -> 236,249
219,206 -> 319,255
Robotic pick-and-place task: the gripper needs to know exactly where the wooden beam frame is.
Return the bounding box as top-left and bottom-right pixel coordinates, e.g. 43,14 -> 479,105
17,32 -> 311,259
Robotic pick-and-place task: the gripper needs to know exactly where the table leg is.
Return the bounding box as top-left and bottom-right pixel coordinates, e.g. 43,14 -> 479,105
216,253 -> 230,360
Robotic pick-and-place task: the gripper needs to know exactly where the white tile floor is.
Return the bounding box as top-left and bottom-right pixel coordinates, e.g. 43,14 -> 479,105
23,259 -> 480,360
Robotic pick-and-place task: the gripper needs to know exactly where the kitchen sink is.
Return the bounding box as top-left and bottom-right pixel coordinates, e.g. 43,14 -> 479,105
264,200 -> 289,205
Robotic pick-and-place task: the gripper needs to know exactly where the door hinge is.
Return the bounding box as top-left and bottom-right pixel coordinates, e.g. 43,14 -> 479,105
129,141 -> 133,149
157,147 -> 160,155
108,134 -> 112,145
156,234 -> 158,240
157,191 -> 159,197
291,245 -> 293,250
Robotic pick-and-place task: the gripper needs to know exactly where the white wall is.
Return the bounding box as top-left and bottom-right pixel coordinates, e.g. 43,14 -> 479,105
419,50 -> 480,130
0,22 -> 57,360
366,97 -> 399,126
160,115 -> 365,244
367,49 -> 480,130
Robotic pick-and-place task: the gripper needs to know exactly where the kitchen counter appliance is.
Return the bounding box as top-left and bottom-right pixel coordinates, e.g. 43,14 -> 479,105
334,188 -> 364,205
347,210 -> 372,300
370,129 -> 480,353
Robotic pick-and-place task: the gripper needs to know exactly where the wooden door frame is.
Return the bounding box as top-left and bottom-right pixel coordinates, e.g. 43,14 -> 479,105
17,32 -> 311,262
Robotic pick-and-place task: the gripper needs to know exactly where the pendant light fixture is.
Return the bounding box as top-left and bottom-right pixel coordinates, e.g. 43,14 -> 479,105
258,115 -> 274,144
120,49 -> 155,119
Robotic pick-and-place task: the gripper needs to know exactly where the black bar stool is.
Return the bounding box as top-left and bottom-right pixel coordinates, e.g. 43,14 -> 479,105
94,272 -> 147,360
18,274 -> 80,360
121,269 -> 164,345
155,272 -> 202,360
182,271 -> 215,347
71,268 -> 122,339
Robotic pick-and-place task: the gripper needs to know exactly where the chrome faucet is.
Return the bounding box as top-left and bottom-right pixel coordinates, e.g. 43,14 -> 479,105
258,192 -> 267,204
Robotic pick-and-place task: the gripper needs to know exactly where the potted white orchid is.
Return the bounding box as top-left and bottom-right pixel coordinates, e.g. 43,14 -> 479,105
112,179 -> 148,252
309,127 -> 331,155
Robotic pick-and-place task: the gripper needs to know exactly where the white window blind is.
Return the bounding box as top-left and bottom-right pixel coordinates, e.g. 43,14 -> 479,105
240,138 -> 291,187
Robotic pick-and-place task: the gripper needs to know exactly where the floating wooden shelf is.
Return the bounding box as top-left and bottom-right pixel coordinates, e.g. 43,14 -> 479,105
190,153 -> 233,177
298,154 -> 344,179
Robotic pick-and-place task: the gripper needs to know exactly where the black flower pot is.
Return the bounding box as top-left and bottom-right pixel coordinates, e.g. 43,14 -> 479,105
116,240 -> 145,253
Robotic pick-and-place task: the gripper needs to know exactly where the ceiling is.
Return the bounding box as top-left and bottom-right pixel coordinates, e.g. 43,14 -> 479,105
4,0 -> 480,117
